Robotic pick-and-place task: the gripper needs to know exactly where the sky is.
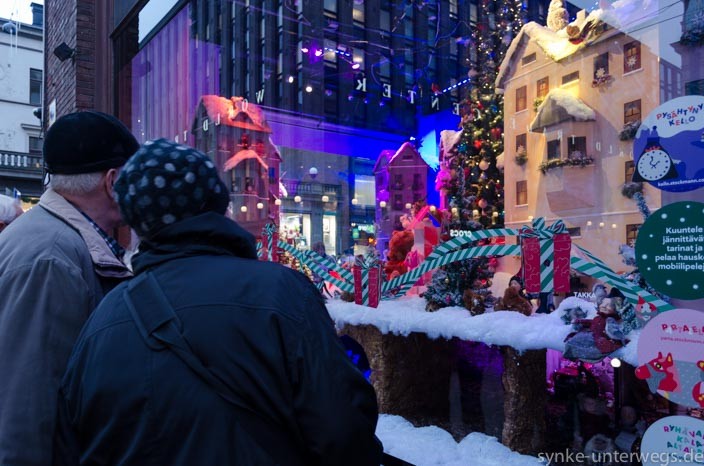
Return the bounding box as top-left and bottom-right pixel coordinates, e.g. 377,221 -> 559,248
0,0 -> 42,25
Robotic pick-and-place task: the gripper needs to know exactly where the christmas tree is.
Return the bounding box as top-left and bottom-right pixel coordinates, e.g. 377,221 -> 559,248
424,0 -> 524,311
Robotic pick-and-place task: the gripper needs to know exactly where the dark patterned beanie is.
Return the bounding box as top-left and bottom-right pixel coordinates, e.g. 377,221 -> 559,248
114,138 -> 229,238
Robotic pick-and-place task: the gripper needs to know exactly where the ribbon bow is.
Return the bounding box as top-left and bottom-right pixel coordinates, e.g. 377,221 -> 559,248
519,218 -> 567,239
355,254 -> 381,269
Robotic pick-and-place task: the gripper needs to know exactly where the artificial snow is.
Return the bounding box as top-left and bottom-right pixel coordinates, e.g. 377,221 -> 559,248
377,414 -> 543,466
530,88 -> 596,130
496,0 -> 658,90
328,295 -> 640,366
496,152 -> 505,170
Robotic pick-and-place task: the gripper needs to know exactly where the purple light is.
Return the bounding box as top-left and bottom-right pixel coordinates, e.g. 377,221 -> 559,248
314,49 -> 323,57
301,46 -> 309,53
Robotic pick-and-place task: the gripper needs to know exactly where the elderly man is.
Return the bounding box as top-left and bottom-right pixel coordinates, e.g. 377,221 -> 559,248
54,139 -> 382,466
0,111 -> 138,465
0,194 -> 23,232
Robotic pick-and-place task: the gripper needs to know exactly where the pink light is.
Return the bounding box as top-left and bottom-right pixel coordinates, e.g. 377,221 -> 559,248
301,46 -> 309,53
314,49 -> 323,57
352,63 -> 360,69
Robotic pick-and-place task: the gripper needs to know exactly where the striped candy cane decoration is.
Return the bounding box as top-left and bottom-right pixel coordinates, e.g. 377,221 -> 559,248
278,242 -> 354,292
426,227 -> 519,261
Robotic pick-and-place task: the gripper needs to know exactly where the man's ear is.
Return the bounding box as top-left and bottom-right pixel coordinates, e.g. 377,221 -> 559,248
104,168 -> 120,195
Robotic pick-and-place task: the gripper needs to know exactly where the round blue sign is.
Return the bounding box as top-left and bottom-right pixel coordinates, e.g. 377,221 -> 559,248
633,96 -> 704,192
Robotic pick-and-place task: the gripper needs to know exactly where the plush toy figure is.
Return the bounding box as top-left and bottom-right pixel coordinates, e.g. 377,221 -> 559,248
384,230 -> 415,279
494,281 -> 533,316
463,289 -> 486,316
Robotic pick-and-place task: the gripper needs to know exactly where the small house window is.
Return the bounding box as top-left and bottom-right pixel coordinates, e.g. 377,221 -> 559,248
562,71 -> 579,85
516,86 -> 527,112
624,99 -> 641,124
521,53 -> 536,66
567,227 -> 582,238
516,180 -> 528,205
624,41 -> 641,72
547,140 -> 561,160
537,77 -> 549,99
626,224 -> 641,246
625,160 -> 635,182
567,136 -> 587,159
594,53 -> 609,79
516,133 -> 527,152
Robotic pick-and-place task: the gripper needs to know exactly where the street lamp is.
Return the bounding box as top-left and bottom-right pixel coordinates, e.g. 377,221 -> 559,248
351,198 -> 358,205
256,202 -> 264,210
240,206 -> 248,213
294,195 -> 302,203
379,201 -> 387,208
321,195 -> 329,203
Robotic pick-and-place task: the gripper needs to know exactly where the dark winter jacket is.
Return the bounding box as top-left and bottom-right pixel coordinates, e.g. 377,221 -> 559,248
0,189 -> 131,466
54,212 -> 382,466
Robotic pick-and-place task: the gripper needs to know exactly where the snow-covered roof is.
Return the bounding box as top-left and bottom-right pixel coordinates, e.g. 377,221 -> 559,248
529,88 -> 596,131
374,142 -> 427,173
223,148 -> 269,171
327,295 -> 639,366
496,0 -> 657,91
439,129 -> 463,153
196,95 -> 272,133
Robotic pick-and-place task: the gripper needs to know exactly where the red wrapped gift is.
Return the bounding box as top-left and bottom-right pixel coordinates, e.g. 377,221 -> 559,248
520,219 -> 571,293
353,255 -> 382,308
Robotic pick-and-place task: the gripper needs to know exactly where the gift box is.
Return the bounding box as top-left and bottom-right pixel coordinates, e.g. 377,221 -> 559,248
520,218 -> 571,293
353,255 -> 383,308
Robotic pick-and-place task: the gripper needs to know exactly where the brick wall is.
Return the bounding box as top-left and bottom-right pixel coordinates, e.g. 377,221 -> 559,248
44,0 -> 113,125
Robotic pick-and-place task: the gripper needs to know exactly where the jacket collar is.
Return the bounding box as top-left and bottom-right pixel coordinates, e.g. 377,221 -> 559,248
39,188 -> 132,278
131,212 -> 258,275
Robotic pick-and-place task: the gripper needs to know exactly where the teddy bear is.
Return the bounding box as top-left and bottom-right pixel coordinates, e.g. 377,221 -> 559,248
494,280 -> 533,316
384,230 -> 414,279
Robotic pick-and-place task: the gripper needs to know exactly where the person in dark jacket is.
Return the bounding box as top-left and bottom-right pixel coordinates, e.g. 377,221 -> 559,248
54,139 -> 383,466
0,112 -> 137,465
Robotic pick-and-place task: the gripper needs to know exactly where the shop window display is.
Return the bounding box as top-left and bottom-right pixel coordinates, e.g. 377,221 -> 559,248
111,0 -> 704,463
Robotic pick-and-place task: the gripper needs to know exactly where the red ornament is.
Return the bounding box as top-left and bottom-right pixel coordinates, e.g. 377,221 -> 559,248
490,127 -> 502,140
473,140 -> 483,149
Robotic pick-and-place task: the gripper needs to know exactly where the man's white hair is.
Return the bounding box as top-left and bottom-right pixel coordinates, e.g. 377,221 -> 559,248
0,194 -> 21,224
48,172 -> 105,196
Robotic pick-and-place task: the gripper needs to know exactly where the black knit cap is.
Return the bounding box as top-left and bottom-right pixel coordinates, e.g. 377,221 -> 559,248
43,111 -> 139,174
114,138 -> 230,238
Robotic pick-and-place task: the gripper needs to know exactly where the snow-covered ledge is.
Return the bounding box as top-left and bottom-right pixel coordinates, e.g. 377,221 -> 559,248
327,296 -> 639,366
378,415 -> 543,466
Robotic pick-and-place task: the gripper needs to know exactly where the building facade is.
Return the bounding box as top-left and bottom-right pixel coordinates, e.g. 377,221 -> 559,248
497,5 -> 688,272
0,3 -> 44,202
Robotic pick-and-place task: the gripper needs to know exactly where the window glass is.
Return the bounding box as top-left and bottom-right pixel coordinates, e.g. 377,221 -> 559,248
29,69 -> 42,106
112,3 -> 704,457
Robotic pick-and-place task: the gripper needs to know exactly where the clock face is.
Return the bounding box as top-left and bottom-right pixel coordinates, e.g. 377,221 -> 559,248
636,149 -> 672,181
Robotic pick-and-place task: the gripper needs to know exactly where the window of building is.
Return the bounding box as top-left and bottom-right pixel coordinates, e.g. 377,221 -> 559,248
380,9 -> 390,32
393,194 -> 403,210
624,99 -> 641,124
516,180 -> 528,205
625,160 -> 635,182
685,79 -> 704,96
324,0 -> 337,13
567,136 -> 587,159
449,0 -> 458,18
29,136 -> 42,154
30,69 -> 42,106
516,133 -> 527,152
561,71 -> 579,85
626,223 -> 641,246
522,53 -> 536,66
516,86 -> 527,112
624,41 -> 641,72
547,139 -> 561,160
413,173 -> 422,190
537,77 -> 549,99
567,227 -> 582,238
393,174 -> 403,189
354,175 -> 376,206
353,2 -> 364,23
469,3 -> 477,23
594,53 -> 609,79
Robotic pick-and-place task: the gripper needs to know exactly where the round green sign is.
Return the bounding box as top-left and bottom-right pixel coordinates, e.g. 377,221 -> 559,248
636,201 -> 704,300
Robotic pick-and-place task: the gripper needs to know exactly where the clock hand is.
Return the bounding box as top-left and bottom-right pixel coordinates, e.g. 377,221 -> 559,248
650,159 -> 660,168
